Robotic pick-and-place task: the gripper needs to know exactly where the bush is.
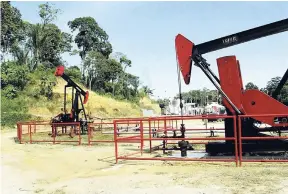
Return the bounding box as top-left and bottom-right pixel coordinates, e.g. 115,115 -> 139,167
29,65 -> 57,100
1,96 -> 31,128
1,112 -> 33,128
2,85 -> 18,98
1,61 -> 30,91
65,66 -> 82,82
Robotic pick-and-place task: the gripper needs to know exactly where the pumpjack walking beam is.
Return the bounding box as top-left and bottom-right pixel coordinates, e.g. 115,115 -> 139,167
195,18 -> 288,55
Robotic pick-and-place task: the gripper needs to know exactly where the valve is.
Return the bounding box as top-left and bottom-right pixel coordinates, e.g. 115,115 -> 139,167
180,123 -> 186,138
178,140 -> 193,157
173,130 -> 177,138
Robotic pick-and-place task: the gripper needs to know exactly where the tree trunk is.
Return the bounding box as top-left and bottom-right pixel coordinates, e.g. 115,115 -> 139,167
89,76 -> 92,91
112,79 -> 115,96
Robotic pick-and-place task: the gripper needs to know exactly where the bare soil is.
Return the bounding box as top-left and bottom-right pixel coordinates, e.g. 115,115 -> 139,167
2,127 -> 288,194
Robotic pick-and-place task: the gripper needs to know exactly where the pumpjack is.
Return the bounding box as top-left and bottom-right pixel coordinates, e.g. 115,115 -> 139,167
175,18 -> 288,156
51,65 -> 91,136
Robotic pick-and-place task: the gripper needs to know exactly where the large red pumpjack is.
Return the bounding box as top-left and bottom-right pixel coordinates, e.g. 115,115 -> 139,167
175,18 -> 288,156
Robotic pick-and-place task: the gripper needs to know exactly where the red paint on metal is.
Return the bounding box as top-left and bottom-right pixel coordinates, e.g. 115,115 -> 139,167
114,121 -> 119,164
242,90 -> 288,126
84,91 -> 89,104
238,114 -> 288,166
29,125 -> 32,144
238,116 -> 243,167
117,157 -> 236,162
233,116 -> 238,167
114,115 -> 238,166
17,122 -> 81,145
149,120 -> 152,153
175,34 -> 194,85
237,60 -> 244,93
217,56 -> 245,114
55,65 -> 65,76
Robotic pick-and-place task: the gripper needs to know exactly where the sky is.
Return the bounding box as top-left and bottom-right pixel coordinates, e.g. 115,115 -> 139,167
12,1 -> 288,100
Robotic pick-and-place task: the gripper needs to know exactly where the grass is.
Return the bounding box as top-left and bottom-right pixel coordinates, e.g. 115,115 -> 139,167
27,78 -> 160,121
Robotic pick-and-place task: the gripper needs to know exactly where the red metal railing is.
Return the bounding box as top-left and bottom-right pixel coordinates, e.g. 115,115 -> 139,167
88,120 -> 143,145
16,114 -> 288,167
113,115 -> 238,166
88,122 -> 115,144
238,114 -> 288,166
17,121 -> 81,145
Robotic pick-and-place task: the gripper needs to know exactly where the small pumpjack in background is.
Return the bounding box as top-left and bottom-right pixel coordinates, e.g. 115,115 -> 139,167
173,18 -> 288,157
50,65 -> 91,138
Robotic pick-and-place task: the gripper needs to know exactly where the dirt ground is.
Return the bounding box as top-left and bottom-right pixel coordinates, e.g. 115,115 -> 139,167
2,126 -> 288,194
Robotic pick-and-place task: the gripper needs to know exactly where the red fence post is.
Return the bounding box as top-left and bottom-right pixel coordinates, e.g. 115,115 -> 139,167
140,120 -> 144,156
158,120 -> 159,133
88,123 -> 91,146
53,124 -> 56,144
113,120 -> 118,164
238,116 -> 243,167
78,123 -> 81,145
149,119 -> 152,153
19,124 -> 22,144
233,116 -> 238,167
17,123 -> 19,142
29,124 -> 32,144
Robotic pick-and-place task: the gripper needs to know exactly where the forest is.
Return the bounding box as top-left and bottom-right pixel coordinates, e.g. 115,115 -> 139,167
1,2 -> 153,127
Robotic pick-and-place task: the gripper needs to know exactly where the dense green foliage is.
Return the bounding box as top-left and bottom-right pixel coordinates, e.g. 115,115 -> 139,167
0,2 -> 153,128
245,82 -> 259,90
172,88 -> 220,106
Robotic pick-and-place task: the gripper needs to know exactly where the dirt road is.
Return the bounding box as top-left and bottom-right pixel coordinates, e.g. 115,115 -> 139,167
2,130 -> 288,194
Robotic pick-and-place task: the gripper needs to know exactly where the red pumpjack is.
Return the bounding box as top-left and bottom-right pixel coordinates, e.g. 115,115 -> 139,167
51,65 -> 90,137
175,18 -> 288,156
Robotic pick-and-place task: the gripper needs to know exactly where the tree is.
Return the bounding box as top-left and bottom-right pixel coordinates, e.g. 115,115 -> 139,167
38,2 -> 61,26
83,51 -> 108,91
174,88 -> 220,106
68,17 -> 112,60
157,98 -> 170,107
26,3 -> 72,70
1,61 -> 30,98
120,55 -> 132,72
260,87 -> 268,94
245,82 -> 259,90
1,1 -> 24,59
142,86 -> 154,96
265,76 -> 288,105
127,73 -> 140,93
65,66 -> 82,82
117,55 -> 132,97
107,59 -> 123,96
266,77 -> 281,95
10,40 -> 30,66
37,24 -> 72,68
